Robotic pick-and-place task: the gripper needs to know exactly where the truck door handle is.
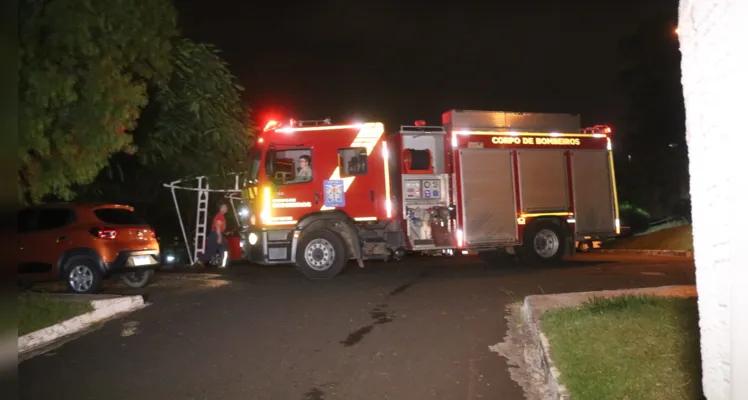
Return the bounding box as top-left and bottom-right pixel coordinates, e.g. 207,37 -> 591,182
315,192 -> 319,204
57,236 -> 67,242
370,190 -> 374,202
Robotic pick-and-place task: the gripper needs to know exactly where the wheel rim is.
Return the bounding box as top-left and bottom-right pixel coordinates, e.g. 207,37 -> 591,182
69,265 -> 94,292
534,229 -> 560,258
304,238 -> 335,271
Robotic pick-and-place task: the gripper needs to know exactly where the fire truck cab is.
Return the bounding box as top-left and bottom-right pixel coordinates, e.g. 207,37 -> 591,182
241,110 -> 619,279
242,119 -> 399,279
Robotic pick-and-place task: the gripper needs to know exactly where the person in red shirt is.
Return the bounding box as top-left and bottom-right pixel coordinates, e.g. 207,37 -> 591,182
194,203 -> 228,267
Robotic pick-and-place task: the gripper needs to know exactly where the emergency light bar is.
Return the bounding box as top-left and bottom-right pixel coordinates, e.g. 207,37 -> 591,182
295,118 -> 332,127
263,120 -> 280,132
582,125 -> 612,135
263,118 -> 333,132
400,125 -> 446,134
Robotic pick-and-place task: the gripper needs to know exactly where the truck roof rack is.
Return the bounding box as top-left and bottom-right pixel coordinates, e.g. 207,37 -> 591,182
400,125 -> 446,134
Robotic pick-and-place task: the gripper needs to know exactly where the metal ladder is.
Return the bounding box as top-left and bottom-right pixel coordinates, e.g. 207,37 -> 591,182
194,177 -> 210,263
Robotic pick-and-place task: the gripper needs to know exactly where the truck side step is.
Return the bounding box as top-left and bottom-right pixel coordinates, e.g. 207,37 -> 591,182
362,237 -> 387,243
362,254 -> 390,261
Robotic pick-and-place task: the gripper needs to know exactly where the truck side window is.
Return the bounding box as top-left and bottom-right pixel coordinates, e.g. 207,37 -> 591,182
268,148 -> 313,185
338,147 -> 368,176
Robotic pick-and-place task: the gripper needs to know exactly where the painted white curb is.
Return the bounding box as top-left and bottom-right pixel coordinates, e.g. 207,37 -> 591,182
18,295 -> 146,355
596,248 -> 694,257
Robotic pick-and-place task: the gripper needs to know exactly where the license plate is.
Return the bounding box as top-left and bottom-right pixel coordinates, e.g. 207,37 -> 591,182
132,256 -> 152,266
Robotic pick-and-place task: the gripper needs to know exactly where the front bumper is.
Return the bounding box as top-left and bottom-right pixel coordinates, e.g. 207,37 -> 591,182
104,250 -> 160,275
243,226 -> 296,265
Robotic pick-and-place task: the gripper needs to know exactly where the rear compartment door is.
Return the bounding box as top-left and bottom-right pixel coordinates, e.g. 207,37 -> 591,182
571,150 -> 616,236
458,149 -> 518,245
517,150 -> 570,213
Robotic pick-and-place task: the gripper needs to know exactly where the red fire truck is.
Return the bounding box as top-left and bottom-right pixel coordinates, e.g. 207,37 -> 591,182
240,110 -> 620,279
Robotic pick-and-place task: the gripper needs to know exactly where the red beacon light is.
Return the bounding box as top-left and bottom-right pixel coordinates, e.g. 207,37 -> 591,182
414,120 -> 427,126
263,120 -> 281,132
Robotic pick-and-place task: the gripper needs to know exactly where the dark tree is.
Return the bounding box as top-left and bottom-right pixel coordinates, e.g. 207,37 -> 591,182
75,38 -> 255,239
616,11 -> 689,219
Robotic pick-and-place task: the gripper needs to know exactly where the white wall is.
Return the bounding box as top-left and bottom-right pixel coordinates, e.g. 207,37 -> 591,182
678,0 -> 748,398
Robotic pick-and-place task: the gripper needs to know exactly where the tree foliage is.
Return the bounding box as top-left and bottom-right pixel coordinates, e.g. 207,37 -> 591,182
73,37 -> 254,238
135,38 -> 253,178
18,0 -> 178,204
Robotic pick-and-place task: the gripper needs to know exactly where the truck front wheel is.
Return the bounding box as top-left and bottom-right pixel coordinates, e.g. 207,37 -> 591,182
520,220 -> 566,265
295,229 -> 347,280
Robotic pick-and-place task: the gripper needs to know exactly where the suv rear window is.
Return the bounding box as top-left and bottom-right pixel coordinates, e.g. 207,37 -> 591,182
94,208 -> 145,225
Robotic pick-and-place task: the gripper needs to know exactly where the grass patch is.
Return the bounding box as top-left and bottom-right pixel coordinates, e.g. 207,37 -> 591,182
541,295 -> 703,400
611,224 -> 693,251
18,293 -> 94,336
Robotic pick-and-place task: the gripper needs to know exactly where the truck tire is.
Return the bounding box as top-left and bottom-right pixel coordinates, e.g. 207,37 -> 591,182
520,220 -> 566,265
295,229 -> 348,280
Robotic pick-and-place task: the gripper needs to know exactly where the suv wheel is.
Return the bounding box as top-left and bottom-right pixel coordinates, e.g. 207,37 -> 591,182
122,269 -> 154,289
65,259 -> 103,294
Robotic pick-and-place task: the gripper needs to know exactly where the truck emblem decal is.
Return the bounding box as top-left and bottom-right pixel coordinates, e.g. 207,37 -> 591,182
323,180 -> 346,207
319,123 -> 384,210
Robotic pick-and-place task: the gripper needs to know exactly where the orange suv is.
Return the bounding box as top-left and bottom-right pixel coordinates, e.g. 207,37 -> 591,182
15,203 -> 160,294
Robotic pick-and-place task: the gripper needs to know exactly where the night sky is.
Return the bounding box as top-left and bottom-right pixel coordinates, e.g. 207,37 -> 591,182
175,0 -> 676,130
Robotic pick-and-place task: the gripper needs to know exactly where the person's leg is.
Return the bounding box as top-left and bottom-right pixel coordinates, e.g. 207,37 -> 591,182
217,237 -> 228,266
197,231 -> 218,264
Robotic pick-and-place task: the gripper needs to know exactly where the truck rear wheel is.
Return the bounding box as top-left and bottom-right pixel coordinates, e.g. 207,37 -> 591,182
520,220 -> 566,265
295,229 -> 347,280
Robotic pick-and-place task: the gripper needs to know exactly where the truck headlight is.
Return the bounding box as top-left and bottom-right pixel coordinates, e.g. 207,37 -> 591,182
248,232 -> 258,245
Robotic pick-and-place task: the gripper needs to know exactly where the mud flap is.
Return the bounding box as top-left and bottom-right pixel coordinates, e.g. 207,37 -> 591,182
335,221 -> 365,268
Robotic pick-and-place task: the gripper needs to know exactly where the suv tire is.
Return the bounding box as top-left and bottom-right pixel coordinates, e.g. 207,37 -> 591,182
122,269 -> 154,289
64,258 -> 103,294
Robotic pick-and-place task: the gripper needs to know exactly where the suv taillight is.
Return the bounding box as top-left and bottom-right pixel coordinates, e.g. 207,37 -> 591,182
89,227 -> 118,240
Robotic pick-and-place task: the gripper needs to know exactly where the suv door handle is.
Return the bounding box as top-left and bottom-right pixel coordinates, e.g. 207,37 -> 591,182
314,192 -> 319,204
57,235 -> 67,242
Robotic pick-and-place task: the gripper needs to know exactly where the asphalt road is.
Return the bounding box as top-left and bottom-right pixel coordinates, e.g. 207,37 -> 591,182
19,253 -> 695,400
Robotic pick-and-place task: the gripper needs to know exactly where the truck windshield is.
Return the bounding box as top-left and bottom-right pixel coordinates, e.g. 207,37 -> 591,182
247,149 -> 262,183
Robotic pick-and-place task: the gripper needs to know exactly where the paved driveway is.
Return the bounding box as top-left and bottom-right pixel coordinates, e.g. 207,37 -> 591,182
19,253 -> 695,400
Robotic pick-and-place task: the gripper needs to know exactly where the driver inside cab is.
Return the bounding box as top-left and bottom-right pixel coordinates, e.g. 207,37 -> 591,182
295,155 -> 312,182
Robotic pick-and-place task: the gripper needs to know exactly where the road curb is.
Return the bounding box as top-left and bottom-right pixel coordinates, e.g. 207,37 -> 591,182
595,248 -> 693,257
18,295 -> 147,356
521,285 -> 697,400
522,297 -> 571,400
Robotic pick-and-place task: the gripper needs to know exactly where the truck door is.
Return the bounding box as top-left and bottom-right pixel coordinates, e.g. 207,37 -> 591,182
264,146 -> 317,226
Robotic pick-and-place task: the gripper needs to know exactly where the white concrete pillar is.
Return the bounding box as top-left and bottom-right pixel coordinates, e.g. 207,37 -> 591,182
678,0 -> 748,398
